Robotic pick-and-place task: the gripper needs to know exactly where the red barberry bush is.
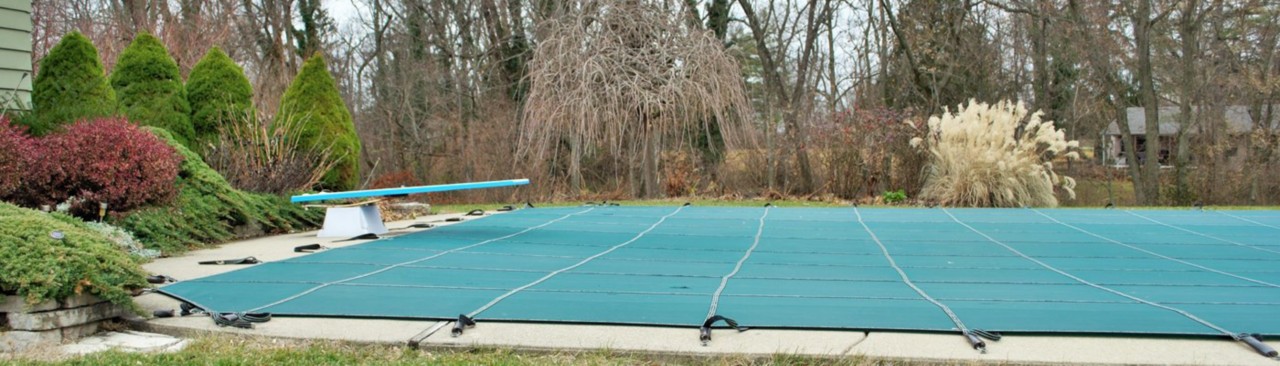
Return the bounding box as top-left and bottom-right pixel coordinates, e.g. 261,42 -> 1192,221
39,117 -> 182,217
0,116 -> 36,200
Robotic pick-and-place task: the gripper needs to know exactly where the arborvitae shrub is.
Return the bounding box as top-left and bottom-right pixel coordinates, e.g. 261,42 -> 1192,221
38,118 -> 182,217
0,116 -> 35,199
110,32 -> 194,147
28,32 -> 116,135
115,128 -> 322,254
186,46 -> 253,146
278,55 -> 362,190
0,202 -> 148,307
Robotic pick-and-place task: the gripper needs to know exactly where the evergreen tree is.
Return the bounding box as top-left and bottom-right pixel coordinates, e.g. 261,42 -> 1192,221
186,46 -> 254,145
28,32 -> 116,135
110,32 -> 194,147
278,55 -> 361,190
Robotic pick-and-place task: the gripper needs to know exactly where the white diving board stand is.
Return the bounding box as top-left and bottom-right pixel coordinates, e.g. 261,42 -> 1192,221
291,179 -> 530,238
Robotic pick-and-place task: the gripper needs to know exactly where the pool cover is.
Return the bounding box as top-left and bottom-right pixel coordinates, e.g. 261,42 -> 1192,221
159,206 -> 1280,341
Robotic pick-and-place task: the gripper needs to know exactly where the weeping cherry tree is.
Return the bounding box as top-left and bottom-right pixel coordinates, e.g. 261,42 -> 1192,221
520,1 -> 752,198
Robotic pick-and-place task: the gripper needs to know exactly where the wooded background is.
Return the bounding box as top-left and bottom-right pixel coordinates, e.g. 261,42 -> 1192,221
30,0 -> 1280,205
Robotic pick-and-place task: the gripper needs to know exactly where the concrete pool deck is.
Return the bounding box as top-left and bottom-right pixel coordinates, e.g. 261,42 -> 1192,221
131,210 -> 1280,365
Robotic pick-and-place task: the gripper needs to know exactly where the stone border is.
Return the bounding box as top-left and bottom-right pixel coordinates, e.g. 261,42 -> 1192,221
1,294 -> 128,352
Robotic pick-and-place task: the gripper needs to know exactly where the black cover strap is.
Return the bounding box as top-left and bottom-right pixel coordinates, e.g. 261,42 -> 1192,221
294,243 -> 325,253
451,314 -> 476,337
334,233 -> 380,242
198,256 -> 260,265
497,205 -> 515,212
699,315 -> 748,345
239,312 -> 273,323
212,312 -> 254,329
179,302 -> 202,316
971,329 -> 1002,341
466,209 -> 485,216
146,274 -> 177,284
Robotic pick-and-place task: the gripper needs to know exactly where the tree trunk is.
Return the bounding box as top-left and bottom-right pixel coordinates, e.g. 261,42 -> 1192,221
638,124 -> 662,198
1065,0 -> 1146,204
569,134 -> 582,194
1134,0 -> 1161,204
1173,0 -> 1205,204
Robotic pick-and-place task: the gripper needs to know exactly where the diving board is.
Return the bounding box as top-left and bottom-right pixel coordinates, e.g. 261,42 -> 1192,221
291,179 -> 530,237
291,179 -> 530,203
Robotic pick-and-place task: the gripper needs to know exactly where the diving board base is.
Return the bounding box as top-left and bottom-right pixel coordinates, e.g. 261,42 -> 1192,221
316,205 -> 389,238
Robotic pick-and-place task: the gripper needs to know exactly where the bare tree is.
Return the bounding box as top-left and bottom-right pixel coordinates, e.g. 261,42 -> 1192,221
521,0 -> 752,198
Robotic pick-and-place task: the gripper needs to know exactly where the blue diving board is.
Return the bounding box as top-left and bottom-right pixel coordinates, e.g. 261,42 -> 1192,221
291,178 -> 530,237
291,179 -> 530,203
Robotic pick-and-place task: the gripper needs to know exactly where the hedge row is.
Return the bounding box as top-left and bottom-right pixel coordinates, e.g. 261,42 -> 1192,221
26,32 -> 360,191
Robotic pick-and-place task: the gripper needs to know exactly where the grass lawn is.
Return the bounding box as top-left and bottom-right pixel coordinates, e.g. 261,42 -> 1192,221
430,198 -> 870,215
3,334 -> 890,366
431,197 -> 1280,215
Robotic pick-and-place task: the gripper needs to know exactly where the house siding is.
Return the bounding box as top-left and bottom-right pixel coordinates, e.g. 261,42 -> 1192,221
0,0 -> 31,111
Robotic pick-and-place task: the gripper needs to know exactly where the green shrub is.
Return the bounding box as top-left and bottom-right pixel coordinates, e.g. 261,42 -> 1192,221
114,128 -> 322,254
28,31 -> 116,135
911,100 -> 1079,207
278,55 -> 361,190
110,32 -> 194,148
882,189 -> 907,204
0,203 -> 148,307
186,46 -> 253,146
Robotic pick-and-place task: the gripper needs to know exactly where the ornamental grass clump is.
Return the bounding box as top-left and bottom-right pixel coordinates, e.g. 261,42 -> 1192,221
911,100 -> 1079,207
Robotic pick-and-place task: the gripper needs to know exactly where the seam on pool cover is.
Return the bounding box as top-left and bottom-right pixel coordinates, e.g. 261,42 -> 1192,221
177,276 -> 1280,290
705,206 -> 771,318
464,205 -> 688,318
245,207 -> 598,312
1032,209 -> 1280,288
854,207 -> 974,334
1215,211 -> 1280,230
1125,210 -> 1280,256
944,208 -> 1239,338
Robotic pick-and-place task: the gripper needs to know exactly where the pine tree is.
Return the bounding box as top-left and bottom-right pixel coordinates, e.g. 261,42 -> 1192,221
278,55 -> 361,190
28,32 -> 116,135
110,32 -> 194,147
186,46 -> 253,145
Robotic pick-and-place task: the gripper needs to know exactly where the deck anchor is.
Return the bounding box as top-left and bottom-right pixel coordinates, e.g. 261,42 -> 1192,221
452,314 -> 476,337
700,315 -> 748,346
1239,333 -> 1277,358
963,331 -> 987,353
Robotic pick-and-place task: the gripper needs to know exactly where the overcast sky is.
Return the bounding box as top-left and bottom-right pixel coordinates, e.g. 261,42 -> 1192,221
326,0 -> 366,26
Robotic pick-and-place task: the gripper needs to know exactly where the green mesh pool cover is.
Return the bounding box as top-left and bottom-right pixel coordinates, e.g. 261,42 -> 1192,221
159,206 -> 1280,337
